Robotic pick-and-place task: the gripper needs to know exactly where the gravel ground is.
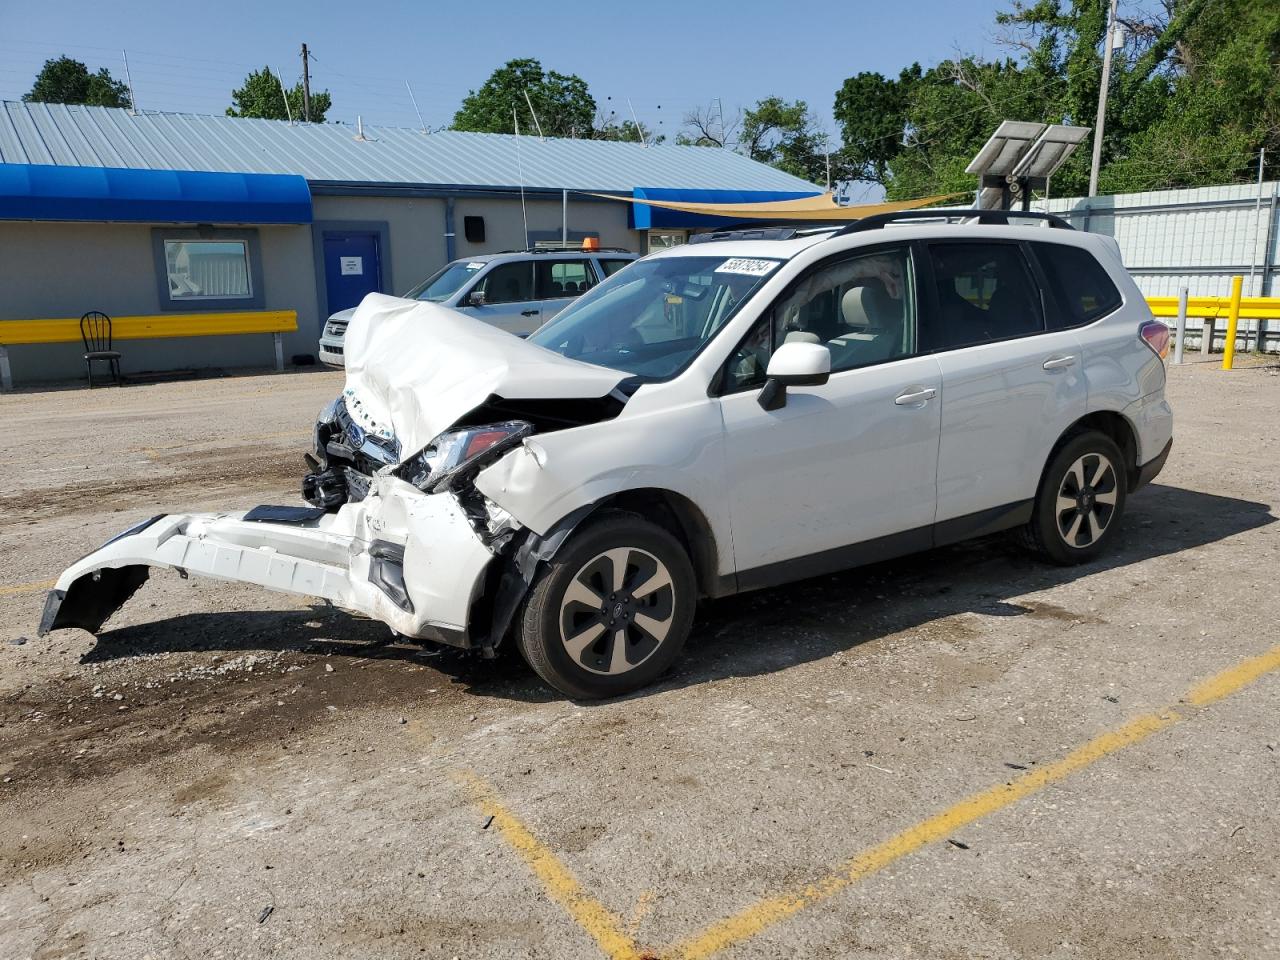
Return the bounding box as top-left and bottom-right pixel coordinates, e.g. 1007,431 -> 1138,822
1,359 -> 1278,960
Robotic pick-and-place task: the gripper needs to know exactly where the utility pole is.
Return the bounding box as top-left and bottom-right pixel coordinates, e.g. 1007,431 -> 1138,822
1087,0 -> 1119,197
300,43 -> 313,122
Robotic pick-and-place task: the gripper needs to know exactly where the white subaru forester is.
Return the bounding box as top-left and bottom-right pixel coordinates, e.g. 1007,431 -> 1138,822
42,211 -> 1173,700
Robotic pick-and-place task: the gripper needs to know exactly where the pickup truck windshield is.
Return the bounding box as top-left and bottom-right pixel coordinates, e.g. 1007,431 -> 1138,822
404,261 -> 485,302
528,255 -> 780,379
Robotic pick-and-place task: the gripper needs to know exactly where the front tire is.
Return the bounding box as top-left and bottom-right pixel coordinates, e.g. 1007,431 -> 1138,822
1023,431 -> 1127,565
516,513 -> 696,699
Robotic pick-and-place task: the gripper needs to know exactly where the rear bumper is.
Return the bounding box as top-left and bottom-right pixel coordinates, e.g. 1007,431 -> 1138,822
1134,437 -> 1172,491
1123,392 -> 1172,485
39,479 -> 495,644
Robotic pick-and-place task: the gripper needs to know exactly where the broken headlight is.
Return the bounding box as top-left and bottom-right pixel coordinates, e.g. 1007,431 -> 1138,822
396,421 -> 532,493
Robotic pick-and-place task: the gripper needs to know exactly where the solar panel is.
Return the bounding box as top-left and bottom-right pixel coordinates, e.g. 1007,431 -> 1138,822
967,121 -> 1091,209
966,121 -> 1048,177
1013,125 -> 1091,180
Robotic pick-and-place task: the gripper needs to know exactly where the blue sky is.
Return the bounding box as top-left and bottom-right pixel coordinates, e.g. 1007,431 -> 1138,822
1,0 -> 1005,141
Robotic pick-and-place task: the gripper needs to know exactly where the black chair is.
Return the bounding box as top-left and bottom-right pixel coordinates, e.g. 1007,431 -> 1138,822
80,311 -> 122,387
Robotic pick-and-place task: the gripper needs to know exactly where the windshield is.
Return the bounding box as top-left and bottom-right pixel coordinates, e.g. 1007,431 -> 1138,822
403,260 -> 486,302
528,255 -> 780,379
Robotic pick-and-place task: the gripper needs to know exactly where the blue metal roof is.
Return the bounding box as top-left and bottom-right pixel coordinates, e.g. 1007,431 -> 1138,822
0,101 -> 819,195
0,163 -> 312,223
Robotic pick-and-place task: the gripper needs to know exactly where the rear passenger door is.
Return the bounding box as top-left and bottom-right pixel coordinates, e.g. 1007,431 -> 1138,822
535,258 -> 597,324
463,261 -> 540,334
923,240 -> 1086,530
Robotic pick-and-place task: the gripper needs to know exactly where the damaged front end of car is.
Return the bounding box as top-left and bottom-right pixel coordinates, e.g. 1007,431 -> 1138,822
40,294 -> 631,655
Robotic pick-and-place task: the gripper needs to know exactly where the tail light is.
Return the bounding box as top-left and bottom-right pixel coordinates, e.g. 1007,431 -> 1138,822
1140,320 -> 1170,360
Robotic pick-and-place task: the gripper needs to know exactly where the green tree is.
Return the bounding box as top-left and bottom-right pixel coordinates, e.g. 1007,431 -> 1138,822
24,55 -> 130,108
452,58 -> 596,138
594,117 -> 664,145
740,97 -> 830,184
993,0 -> 1215,194
833,66 -> 921,186
832,0 -> 1278,199
227,67 -> 331,122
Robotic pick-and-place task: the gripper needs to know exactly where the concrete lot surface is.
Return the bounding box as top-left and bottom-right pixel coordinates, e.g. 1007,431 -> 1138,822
1,360 -> 1278,959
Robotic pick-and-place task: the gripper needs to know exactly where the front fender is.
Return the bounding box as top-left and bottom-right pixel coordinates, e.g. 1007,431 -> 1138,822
472,401 -> 734,575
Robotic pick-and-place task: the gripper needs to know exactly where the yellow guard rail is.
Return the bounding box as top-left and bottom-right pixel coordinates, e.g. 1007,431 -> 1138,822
0,309 -> 298,390
1146,295 -> 1280,321
1147,283 -> 1278,368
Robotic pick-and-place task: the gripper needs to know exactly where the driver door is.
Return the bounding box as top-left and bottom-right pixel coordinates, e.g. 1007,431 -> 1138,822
460,261 -> 542,334
716,244 -> 943,585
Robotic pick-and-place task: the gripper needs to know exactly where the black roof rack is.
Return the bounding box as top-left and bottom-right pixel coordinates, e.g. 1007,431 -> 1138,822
833,208 -> 1074,236
493,245 -> 636,255
688,225 -> 841,244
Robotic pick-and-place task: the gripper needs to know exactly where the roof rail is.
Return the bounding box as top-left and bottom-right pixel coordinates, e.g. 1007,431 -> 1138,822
495,246 -> 636,255
688,225 -> 842,244
493,247 -> 628,255
834,208 -> 1075,236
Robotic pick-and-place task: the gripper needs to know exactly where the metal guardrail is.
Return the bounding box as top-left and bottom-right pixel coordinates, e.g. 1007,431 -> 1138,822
1148,279 -> 1277,367
0,309 -> 299,390
1147,296 -> 1280,320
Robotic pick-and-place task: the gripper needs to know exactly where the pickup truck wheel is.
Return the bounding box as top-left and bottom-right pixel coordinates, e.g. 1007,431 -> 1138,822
516,514 -> 695,699
1022,430 -> 1127,565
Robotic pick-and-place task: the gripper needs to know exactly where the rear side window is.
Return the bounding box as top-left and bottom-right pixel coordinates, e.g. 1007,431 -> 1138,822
1032,242 -> 1123,328
923,242 -> 1043,350
599,258 -> 633,277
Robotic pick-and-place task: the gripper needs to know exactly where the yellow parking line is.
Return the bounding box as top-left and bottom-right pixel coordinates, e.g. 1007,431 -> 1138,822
670,643 -> 1280,960
0,578 -> 55,598
671,711 -> 1178,959
1185,643 -> 1280,706
459,771 -> 644,960
460,644 -> 1280,960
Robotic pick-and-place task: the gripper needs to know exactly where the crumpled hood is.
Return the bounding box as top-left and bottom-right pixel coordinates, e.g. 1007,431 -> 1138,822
341,293 -> 628,460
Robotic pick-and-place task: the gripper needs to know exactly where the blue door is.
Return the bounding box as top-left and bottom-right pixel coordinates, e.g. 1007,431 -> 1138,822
323,233 -> 383,314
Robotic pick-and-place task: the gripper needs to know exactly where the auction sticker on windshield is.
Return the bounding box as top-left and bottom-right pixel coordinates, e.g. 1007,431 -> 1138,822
715,258 -> 778,277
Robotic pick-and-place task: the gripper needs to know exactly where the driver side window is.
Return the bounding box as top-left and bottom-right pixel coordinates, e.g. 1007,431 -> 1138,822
721,245 -> 918,393
478,262 -> 534,305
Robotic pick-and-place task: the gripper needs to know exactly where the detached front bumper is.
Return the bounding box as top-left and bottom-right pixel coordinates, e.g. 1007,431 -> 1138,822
39,477 -> 497,645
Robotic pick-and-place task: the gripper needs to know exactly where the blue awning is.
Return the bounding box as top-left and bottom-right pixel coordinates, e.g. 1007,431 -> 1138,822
0,163 -> 312,224
630,187 -> 823,230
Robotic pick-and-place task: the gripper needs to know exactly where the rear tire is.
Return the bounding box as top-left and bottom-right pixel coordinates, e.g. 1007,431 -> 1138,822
1022,431 -> 1127,565
516,513 -> 696,699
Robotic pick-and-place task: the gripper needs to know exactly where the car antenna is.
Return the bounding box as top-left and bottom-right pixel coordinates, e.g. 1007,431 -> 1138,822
513,107 -> 530,250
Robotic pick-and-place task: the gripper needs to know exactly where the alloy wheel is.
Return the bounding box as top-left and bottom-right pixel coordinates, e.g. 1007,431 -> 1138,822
1055,452 -> 1119,549
559,547 -> 675,676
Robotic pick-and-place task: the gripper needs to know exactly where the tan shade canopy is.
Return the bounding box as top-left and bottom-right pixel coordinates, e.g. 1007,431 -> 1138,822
586,191 -> 960,222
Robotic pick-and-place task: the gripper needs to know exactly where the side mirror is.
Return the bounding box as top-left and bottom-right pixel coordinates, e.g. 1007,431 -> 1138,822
464,289 -> 486,307
758,341 -> 831,411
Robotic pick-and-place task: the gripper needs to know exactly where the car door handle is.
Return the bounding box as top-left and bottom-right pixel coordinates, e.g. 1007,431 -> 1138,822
521,309 -> 539,317
1042,354 -> 1077,370
894,386 -> 937,406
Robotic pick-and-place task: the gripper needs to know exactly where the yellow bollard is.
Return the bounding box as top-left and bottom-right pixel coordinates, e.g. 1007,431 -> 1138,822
1222,275 -> 1244,370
